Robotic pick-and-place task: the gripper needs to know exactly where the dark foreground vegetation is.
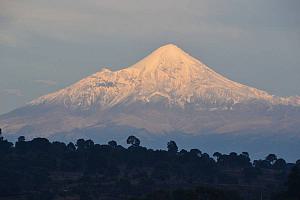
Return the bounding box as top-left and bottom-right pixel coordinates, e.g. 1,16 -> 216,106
0,130 -> 299,200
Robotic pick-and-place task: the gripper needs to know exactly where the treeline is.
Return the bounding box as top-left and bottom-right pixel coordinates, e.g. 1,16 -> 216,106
0,130 -> 299,200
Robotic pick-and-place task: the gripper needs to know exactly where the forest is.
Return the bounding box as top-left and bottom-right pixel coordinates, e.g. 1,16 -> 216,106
0,130 -> 299,200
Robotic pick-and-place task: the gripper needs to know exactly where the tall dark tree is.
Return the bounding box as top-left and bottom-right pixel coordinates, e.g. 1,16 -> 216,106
230,152 -> 238,157
190,149 -> 202,157
108,140 -> 117,148
213,152 -> 222,161
273,158 -> 287,170
254,159 -> 272,169
30,138 -> 50,151
0,128 -> 3,141
67,142 -> 76,151
17,136 -> 25,142
241,152 -> 249,158
201,153 -> 210,160
15,136 -> 26,152
127,135 -> 140,147
167,140 -> 178,153
0,128 -> 13,152
85,139 -> 94,149
266,154 -> 277,164
76,139 -> 86,150
179,149 -> 188,155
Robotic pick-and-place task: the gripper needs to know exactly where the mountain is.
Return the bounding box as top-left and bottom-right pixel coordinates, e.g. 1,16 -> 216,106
29,44 -> 299,110
1,44 -> 300,159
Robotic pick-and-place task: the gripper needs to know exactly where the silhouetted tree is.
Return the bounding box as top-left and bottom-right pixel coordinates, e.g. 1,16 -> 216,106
201,153 -> 210,160
108,140 -> 117,148
230,152 -> 238,157
167,141 -> 178,153
254,159 -> 272,169
179,149 -> 187,155
127,135 -> 140,147
190,149 -> 202,157
67,142 -> 76,151
52,141 -> 67,154
266,154 -> 277,164
0,131 -> 13,152
85,139 -> 94,149
18,136 -> 25,142
273,158 -> 287,170
76,139 -> 86,150
0,128 -> 3,141
15,136 -> 26,152
213,152 -> 222,161
29,138 -> 50,152
241,152 -> 249,158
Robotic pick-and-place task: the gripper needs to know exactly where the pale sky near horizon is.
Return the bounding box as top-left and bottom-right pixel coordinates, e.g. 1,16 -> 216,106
0,0 -> 300,114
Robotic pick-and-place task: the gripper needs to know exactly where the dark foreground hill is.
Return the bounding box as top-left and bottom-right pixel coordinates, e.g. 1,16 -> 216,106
0,133 -> 299,200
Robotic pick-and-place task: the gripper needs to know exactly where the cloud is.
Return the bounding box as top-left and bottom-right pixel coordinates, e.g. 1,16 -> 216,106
0,0 -> 265,44
34,79 -> 57,86
3,89 -> 23,97
0,32 -> 17,46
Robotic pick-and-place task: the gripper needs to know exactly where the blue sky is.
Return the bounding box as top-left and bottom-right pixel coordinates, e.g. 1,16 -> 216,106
0,0 -> 300,114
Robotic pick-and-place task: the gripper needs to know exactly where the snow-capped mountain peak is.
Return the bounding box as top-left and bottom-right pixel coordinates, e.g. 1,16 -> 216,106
30,44 -> 296,111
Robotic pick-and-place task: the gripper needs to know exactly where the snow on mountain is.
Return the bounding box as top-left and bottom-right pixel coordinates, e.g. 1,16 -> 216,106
30,44 -> 296,112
